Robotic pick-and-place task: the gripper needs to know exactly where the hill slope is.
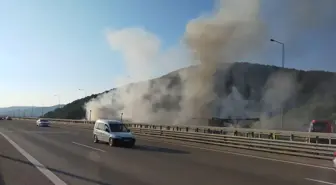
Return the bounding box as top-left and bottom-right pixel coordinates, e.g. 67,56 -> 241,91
44,62 -> 336,130
0,105 -> 63,118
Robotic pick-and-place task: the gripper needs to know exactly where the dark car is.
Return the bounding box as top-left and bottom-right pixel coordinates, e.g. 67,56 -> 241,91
6,116 -> 12,120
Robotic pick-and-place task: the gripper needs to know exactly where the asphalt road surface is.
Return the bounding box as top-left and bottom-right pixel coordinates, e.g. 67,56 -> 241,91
0,120 -> 336,185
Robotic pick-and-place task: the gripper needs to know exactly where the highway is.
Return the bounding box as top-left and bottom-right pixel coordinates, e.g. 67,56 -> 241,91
0,120 -> 336,185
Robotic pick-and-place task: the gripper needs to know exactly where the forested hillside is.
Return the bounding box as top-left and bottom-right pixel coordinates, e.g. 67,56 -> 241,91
44,62 -> 336,130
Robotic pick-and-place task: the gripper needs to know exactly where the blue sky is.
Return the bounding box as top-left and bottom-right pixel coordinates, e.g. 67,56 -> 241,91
0,0 -> 335,107
0,0 -> 214,107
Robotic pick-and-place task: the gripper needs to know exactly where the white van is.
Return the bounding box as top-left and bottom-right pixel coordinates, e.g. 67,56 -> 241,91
93,119 -> 135,148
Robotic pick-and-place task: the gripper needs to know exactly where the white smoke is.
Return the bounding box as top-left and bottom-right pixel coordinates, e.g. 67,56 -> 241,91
254,0 -> 336,130
84,0 -> 336,130
182,0 -> 266,123
85,0 -> 265,125
257,71 -> 298,129
106,27 -> 191,86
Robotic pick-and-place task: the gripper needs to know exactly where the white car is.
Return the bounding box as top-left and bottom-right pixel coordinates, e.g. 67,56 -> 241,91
93,119 -> 135,148
36,119 -> 50,127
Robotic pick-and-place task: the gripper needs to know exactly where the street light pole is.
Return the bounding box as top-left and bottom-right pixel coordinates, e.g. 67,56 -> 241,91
78,89 -> 86,98
41,106 -> 44,117
54,94 -> 60,109
270,39 -> 285,68
270,38 -> 285,129
89,110 -> 92,121
281,43 -> 285,68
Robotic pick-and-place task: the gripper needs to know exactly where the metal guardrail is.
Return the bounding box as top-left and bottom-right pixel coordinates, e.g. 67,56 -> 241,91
131,128 -> 336,160
13,117 -> 336,160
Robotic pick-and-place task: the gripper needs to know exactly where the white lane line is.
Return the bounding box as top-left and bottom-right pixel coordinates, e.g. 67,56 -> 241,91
0,131 -> 67,185
72,142 -> 106,152
305,178 -> 336,185
22,131 -> 72,134
139,137 -> 335,171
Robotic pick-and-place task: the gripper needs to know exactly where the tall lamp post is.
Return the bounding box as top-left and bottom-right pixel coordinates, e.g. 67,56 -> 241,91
270,38 -> 285,129
78,89 -> 86,98
89,110 -> 92,121
54,94 -> 61,109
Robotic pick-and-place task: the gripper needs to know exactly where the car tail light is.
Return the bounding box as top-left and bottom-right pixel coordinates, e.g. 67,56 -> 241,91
333,152 -> 336,157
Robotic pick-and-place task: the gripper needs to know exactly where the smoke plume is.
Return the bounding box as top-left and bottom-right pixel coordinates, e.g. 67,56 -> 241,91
254,0 -> 336,130
85,0 -> 266,125
85,0 -> 336,130
183,0 -> 265,123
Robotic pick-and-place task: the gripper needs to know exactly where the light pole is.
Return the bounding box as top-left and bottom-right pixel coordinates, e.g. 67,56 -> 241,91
41,105 -> 44,117
78,89 -> 86,98
270,38 -> 285,129
127,75 -> 135,119
31,106 -> 34,117
270,39 -> 285,68
54,94 -> 61,109
89,110 -> 92,121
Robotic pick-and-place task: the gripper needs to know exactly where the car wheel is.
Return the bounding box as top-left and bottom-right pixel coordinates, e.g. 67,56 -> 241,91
93,135 -> 99,143
109,138 -> 115,147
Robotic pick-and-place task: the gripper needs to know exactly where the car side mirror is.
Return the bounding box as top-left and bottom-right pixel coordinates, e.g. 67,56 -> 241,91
127,129 -> 130,132
105,128 -> 109,133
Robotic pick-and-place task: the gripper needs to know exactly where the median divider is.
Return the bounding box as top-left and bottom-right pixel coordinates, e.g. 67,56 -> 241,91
14,117 -> 336,160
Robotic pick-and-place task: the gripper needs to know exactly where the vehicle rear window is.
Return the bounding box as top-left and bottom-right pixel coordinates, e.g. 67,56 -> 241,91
311,121 -> 330,132
40,119 -> 48,122
109,123 -> 128,132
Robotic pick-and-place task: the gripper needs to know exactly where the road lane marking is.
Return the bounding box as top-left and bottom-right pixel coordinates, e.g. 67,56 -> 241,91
22,131 -> 73,134
139,137 -> 336,171
305,178 -> 336,185
0,131 -> 67,185
29,123 -> 335,171
72,142 -> 106,152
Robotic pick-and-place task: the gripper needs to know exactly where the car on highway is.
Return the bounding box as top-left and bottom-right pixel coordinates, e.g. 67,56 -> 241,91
5,116 -> 12,120
93,119 -> 135,148
36,119 -> 50,127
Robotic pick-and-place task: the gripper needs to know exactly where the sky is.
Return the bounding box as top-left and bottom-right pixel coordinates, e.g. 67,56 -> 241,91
0,0 -> 335,107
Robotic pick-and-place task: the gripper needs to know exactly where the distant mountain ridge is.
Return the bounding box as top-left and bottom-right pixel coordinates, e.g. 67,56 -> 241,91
44,62 -> 336,130
0,105 -> 64,117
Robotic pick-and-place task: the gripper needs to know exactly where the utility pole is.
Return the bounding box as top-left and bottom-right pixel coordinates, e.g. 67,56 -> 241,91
89,110 -> 92,121
270,38 -> 285,129
54,94 -> 61,109
78,89 -> 86,98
